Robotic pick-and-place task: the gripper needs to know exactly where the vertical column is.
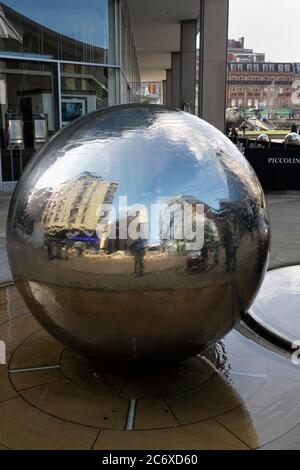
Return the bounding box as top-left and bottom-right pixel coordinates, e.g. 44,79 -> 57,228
226,83 -> 230,109
0,147 -> 3,192
166,69 -> 172,107
199,0 -> 229,131
162,80 -> 167,105
171,52 -> 181,109
55,62 -> 62,129
180,20 -> 197,114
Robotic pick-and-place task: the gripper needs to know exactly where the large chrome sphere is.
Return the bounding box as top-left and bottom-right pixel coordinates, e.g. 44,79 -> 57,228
7,105 -> 270,364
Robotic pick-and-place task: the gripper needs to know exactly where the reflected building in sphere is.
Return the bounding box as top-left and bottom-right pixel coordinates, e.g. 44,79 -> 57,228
41,172 -> 118,236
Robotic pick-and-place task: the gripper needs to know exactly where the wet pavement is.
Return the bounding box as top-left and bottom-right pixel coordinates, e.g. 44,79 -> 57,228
267,193 -> 300,268
250,265 -> 300,345
0,284 -> 300,450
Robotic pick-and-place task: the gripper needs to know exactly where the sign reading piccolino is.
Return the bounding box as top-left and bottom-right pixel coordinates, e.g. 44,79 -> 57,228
245,147 -> 300,190
268,157 -> 300,164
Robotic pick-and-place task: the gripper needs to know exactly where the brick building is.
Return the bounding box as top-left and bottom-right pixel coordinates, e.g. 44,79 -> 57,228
228,37 -> 265,63
227,61 -> 296,110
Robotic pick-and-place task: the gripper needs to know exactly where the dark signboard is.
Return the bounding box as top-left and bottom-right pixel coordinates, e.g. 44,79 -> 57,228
245,147 -> 300,190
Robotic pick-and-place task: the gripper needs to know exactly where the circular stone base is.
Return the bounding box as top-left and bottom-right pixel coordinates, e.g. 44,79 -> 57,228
1,284 -> 300,450
60,349 -> 215,399
249,265 -> 300,347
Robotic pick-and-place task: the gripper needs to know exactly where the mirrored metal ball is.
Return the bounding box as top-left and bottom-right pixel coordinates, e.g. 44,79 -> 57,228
257,134 -> 270,143
285,132 -> 300,144
7,105 -> 270,364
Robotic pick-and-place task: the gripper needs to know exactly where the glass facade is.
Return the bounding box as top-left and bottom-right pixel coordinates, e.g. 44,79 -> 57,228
0,1 -> 109,63
195,31 -> 200,116
194,15 -> 201,118
120,0 -> 140,103
0,58 -> 58,181
0,0 -> 141,188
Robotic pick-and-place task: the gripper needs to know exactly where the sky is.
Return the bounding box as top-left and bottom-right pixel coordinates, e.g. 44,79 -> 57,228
229,0 -> 300,63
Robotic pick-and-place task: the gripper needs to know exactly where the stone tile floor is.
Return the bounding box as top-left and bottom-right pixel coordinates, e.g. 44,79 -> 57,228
0,191 -> 300,449
267,193 -> 300,268
1,284 -> 300,449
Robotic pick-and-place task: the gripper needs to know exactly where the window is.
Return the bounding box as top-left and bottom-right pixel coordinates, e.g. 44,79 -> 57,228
254,64 -> 259,71
231,99 -> 236,107
263,64 -> 268,71
247,64 -> 253,71
248,87 -> 252,93
0,57 -> 114,183
195,31 -> 200,116
285,64 -> 291,72
279,88 -> 284,94
231,64 -> 237,71
238,98 -> 243,106
238,64 -> 243,71
278,65 -> 284,72
0,59 -> 58,182
269,64 -> 275,72
121,0 -> 140,95
247,99 -> 252,107
60,63 -> 109,126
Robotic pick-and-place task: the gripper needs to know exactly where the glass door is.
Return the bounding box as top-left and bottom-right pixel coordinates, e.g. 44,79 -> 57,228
0,58 -> 58,184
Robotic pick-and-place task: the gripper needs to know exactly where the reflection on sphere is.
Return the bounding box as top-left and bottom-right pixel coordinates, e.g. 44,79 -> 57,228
7,105 -> 270,364
257,134 -> 270,143
285,132 -> 300,144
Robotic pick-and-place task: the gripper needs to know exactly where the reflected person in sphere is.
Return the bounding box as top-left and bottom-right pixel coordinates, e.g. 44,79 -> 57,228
223,218 -> 239,273
129,237 -> 146,276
